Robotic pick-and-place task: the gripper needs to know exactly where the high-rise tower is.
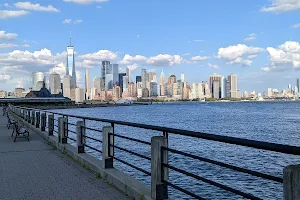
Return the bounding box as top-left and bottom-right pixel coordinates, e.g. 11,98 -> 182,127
67,31 -> 76,88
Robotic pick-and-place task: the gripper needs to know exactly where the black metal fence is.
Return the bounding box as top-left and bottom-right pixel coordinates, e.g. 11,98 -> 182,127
9,105 -> 300,200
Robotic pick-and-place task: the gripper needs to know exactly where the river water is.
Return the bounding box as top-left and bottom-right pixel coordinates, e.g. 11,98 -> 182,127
51,101 -> 300,200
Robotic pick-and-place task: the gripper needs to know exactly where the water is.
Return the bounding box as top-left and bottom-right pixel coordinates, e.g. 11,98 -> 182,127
51,101 -> 300,200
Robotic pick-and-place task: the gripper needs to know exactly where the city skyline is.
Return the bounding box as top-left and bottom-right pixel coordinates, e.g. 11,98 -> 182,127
1,0 -> 300,92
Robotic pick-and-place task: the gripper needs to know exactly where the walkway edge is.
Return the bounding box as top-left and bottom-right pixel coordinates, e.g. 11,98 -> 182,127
11,111 -> 153,200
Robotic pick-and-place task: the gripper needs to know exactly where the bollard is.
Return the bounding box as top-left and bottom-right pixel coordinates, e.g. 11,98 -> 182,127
48,114 -> 54,136
76,121 -> 85,153
283,165 -> 300,200
36,112 -> 40,128
41,113 -> 46,131
58,117 -> 68,144
31,111 -> 35,125
102,126 -> 113,168
151,136 -> 168,200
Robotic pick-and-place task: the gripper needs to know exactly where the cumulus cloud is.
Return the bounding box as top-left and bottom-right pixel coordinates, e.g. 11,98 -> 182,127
244,33 -> 256,41
63,0 -> 108,4
260,0 -> 300,13
14,2 -> 60,12
191,56 -> 210,61
208,63 -> 219,69
291,23 -> 300,28
0,30 -> 17,40
262,41 -> 300,72
74,19 -> 83,24
216,44 -> 263,66
120,54 -> 147,65
62,19 -> 72,24
0,10 -> 29,19
127,64 -> 139,71
146,54 -> 183,66
0,74 -> 11,80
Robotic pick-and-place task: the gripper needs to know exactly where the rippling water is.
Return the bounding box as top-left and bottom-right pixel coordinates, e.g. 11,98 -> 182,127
50,101 -> 300,200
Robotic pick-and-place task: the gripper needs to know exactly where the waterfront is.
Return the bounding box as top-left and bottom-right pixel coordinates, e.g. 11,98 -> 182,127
52,101 -> 300,200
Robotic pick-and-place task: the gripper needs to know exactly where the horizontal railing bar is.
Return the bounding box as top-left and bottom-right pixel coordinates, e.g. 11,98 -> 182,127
54,124 -> 58,127
12,106 -> 300,155
113,133 -> 151,145
83,135 -> 102,143
84,144 -> 102,153
112,156 -> 151,176
163,147 -> 283,183
67,136 -> 76,142
67,122 -> 77,126
163,163 -> 263,200
162,180 -> 205,200
66,129 -> 77,134
111,144 -> 151,161
53,129 -> 58,133
84,126 -> 102,133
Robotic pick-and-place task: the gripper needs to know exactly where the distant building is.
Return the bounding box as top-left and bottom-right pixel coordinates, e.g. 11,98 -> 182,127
0,90 -> 7,98
136,76 -> 142,84
25,82 -> 63,98
32,72 -> 44,91
49,72 -> 61,94
75,88 -> 85,103
160,70 -> 165,96
141,69 -> 147,89
14,88 -> 25,98
126,66 -> 131,83
93,77 -> 103,94
136,82 -> 143,98
113,86 -> 121,100
209,74 -> 223,99
123,76 -> 129,91
118,73 -> 126,93
191,83 -> 203,99
66,33 -> 76,88
63,75 -> 72,99
85,69 -> 90,100
227,74 -> 239,98
243,91 -> 249,98
150,82 -> 158,97
142,88 -> 149,98
267,88 -> 273,97
128,82 -> 136,97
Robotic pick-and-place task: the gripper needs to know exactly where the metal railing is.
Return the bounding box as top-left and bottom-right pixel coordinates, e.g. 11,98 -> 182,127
8,105 -> 300,200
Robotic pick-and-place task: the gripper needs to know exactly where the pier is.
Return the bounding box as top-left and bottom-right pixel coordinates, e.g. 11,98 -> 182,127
3,104 -> 300,199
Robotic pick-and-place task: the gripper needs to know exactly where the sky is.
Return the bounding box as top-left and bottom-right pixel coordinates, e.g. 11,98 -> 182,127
1,0 -> 300,93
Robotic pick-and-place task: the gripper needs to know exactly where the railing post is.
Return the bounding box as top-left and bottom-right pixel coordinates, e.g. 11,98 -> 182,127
35,111 -> 40,128
28,110 -> 31,123
31,111 -> 35,125
283,165 -> 300,200
151,136 -> 168,200
76,121 -> 85,153
102,126 -> 113,168
58,117 -> 68,144
41,113 -> 46,131
48,114 -> 54,136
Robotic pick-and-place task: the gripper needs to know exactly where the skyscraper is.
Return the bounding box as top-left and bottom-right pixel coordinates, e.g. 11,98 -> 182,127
227,74 -> 238,98
32,72 -> 45,91
181,73 -> 185,82
112,64 -> 119,86
63,75 -> 72,98
49,72 -> 61,94
85,69 -> 90,100
297,78 -> 299,93
102,61 -> 110,89
209,74 -> 223,99
136,76 -> 142,84
160,70 -> 165,96
126,66 -> 131,83
141,69 -> 147,89
67,32 -> 76,88
93,77 -> 102,93
118,73 -> 126,93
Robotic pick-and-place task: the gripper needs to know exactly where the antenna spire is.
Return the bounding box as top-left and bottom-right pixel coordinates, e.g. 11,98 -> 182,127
69,31 -> 72,46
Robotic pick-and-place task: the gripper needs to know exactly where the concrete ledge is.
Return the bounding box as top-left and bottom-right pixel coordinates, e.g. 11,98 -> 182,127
11,111 -> 153,200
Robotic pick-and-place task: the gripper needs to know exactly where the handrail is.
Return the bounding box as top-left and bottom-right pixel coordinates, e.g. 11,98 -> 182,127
13,105 -> 300,155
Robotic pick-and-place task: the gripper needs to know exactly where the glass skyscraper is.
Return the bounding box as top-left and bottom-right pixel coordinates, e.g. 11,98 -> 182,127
66,35 -> 76,89
32,72 -> 44,91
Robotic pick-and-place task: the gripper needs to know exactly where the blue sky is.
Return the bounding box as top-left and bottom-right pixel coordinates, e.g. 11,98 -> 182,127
1,0 -> 300,93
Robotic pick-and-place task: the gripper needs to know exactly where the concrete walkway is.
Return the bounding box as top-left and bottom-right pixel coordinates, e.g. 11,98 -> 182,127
0,108 -> 129,200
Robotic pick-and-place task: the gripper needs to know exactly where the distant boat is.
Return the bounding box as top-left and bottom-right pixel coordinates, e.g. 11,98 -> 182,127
115,99 -> 133,104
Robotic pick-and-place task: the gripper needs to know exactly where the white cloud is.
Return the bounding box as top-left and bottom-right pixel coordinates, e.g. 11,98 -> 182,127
127,64 -> 139,71
191,55 -> 210,61
216,44 -> 264,66
62,19 -> 72,24
261,0 -> 300,13
291,23 -> 300,28
63,0 -> 108,5
146,54 -> 183,66
0,43 -> 18,49
0,10 -> 29,19
74,19 -> 83,24
193,39 -> 204,42
208,63 -> 219,69
0,30 -> 17,40
0,74 -> 11,80
96,5 -> 102,8
120,54 -> 147,65
263,41 -> 300,72
244,33 -> 256,41
78,50 -> 118,67
14,2 -> 60,12
248,55 -> 257,59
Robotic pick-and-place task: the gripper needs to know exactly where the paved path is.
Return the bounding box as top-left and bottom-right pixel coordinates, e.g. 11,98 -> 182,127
0,108 -> 129,200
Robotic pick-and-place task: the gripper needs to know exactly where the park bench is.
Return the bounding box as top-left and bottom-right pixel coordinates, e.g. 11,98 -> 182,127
6,113 -> 16,131
12,122 -> 29,142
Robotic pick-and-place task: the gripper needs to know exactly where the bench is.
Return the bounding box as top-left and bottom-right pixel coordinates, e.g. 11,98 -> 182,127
13,122 -> 30,142
6,113 -> 17,132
